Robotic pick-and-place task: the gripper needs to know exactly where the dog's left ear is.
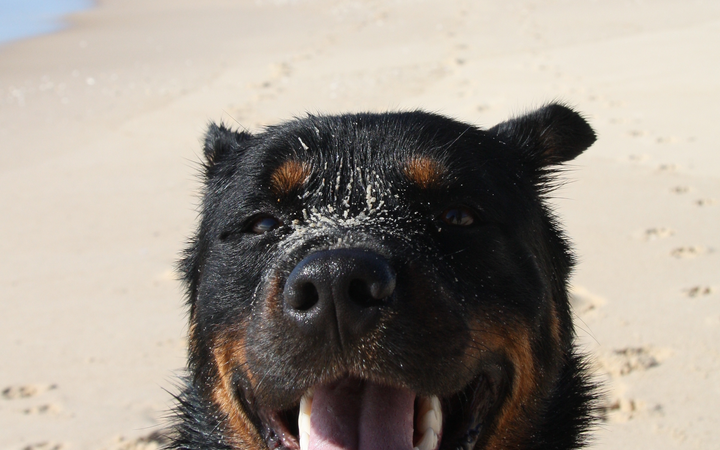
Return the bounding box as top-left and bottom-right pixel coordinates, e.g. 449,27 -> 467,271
203,123 -> 254,167
489,103 -> 596,168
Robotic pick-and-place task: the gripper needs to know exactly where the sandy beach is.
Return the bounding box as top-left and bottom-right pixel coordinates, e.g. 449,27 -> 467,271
1,1 -> 718,449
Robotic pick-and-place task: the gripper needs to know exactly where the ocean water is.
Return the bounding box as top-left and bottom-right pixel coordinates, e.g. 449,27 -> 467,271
0,0 -> 93,45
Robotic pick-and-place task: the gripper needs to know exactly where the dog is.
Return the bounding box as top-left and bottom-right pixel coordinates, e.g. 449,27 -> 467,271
170,103 -> 598,450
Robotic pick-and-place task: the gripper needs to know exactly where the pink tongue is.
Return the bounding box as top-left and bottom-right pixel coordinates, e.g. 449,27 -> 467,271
309,379 -> 415,450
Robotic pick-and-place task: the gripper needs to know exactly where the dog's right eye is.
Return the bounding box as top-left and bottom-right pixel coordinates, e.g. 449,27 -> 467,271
248,216 -> 282,234
440,207 -> 476,227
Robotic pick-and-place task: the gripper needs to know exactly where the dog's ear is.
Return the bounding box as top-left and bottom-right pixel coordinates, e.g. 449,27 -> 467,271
203,122 -> 253,171
489,103 -> 596,168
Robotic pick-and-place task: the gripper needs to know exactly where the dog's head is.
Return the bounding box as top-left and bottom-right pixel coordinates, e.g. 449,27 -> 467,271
180,104 -> 596,450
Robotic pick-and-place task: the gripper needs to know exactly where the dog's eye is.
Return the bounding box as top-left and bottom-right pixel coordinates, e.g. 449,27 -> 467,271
249,216 -> 282,234
440,207 -> 475,227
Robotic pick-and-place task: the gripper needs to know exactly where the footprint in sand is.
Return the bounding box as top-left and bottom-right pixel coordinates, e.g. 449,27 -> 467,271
599,397 -> 663,423
642,227 -> 675,241
627,129 -> 647,138
596,347 -> 669,423
684,285 -> 713,298
670,245 -> 711,258
23,403 -> 62,415
22,443 -> 66,450
23,403 -> 62,416
2,384 -> 57,400
106,431 -> 169,450
597,347 -> 669,377
670,185 -> 689,194
656,163 -> 677,173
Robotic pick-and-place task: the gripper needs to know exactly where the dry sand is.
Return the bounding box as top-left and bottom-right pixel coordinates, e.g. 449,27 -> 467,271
1,1 -> 719,449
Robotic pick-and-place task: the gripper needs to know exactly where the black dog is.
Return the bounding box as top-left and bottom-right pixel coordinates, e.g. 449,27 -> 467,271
171,103 -> 598,450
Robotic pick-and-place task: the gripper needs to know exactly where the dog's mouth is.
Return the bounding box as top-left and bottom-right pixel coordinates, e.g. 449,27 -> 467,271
259,376 -> 493,450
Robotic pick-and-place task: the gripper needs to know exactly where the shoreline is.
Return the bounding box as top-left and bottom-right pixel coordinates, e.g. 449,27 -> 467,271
0,0 -> 95,47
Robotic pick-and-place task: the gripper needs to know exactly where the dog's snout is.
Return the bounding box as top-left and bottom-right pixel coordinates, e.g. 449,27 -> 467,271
283,249 -> 396,341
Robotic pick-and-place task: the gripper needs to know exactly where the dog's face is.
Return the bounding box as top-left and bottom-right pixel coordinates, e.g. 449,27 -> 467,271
180,104 -> 596,450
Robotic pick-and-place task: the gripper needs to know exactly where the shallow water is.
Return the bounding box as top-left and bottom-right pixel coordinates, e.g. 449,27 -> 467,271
0,0 -> 93,45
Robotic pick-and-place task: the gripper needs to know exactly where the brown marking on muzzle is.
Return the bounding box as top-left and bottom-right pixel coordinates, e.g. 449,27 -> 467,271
271,160 -> 310,196
464,319 -> 541,450
210,330 -> 265,448
403,156 -> 446,189
261,273 -> 285,316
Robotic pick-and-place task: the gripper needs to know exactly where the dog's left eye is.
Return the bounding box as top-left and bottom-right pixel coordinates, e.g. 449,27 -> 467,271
440,207 -> 475,227
249,216 -> 282,234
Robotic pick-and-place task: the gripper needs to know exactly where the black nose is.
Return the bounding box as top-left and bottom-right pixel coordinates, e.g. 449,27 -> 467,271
283,249 -> 396,343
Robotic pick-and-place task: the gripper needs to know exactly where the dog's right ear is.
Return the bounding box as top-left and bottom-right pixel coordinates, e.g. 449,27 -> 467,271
488,103 -> 596,170
203,123 -> 253,172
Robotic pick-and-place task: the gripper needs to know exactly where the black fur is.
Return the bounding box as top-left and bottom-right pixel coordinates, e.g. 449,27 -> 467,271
170,103 -> 598,450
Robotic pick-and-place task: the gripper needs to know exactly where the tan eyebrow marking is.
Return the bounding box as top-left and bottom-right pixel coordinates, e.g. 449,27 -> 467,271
403,156 -> 447,189
270,160 -> 311,195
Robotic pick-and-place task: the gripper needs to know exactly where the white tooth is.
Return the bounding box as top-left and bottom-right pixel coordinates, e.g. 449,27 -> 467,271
414,429 -> 438,450
419,410 -> 441,434
300,432 -> 310,450
414,396 -> 442,450
430,396 -> 441,417
299,412 -> 311,432
431,396 -> 442,434
299,391 -> 314,450
415,396 -> 442,434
